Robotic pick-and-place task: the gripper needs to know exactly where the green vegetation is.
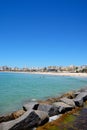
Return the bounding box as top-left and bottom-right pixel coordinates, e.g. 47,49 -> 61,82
63,114 -> 76,124
37,108 -> 81,130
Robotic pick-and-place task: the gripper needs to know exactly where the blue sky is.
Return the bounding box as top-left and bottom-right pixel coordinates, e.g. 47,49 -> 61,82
0,0 -> 87,67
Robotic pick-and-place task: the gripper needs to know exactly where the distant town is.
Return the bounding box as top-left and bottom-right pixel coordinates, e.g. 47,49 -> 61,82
0,65 -> 87,73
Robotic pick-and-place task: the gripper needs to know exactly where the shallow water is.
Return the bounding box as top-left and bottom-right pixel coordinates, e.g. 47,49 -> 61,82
0,72 -> 87,115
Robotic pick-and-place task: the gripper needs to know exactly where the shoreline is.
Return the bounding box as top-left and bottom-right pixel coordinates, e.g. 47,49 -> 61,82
29,72 -> 87,77
0,71 -> 87,116
1,87 -> 87,129
1,71 -> 87,77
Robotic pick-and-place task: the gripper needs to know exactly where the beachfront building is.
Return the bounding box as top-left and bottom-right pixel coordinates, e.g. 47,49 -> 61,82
0,65 -> 87,73
0,66 -> 3,71
0,66 -> 9,71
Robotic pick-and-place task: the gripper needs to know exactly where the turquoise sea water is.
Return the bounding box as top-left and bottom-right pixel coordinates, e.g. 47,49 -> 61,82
0,72 -> 87,115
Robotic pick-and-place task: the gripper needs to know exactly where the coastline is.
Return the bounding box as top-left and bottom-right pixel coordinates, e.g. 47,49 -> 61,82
29,72 -> 87,77
1,71 -> 87,116
1,71 -> 87,77
1,87 -> 87,130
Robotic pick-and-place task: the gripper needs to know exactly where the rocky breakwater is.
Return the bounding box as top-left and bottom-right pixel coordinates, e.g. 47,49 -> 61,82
0,87 -> 87,130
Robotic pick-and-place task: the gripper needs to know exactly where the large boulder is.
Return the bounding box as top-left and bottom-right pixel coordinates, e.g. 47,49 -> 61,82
60,97 -> 75,107
78,87 -> 87,92
73,92 -> 87,107
53,102 -> 73,113
35,110 -> 49,126
74,92 -> 81,97
36,104 -> 59,117
0,115 -> 14,124
23,102 -> 39,111
0,110 -> 49,130
0,110 -> 32,130
11,110 -> 25,119
0,110 -> 25,123
74,98 -> 83,107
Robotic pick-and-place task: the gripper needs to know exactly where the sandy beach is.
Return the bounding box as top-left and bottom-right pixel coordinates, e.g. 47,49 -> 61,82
1,71 -> 87,77
29,72 -> 87,77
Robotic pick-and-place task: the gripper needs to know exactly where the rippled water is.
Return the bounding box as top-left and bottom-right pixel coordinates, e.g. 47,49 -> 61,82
0,72 -> 87,115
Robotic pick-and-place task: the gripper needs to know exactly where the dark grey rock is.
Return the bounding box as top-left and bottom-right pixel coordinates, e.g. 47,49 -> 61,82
48,107 -> 59,117
80,92 -> 87,101
74,92 -> 87,107
74,92 -> 81,97
35,110 -> 49,126
0,110 -> 32,130
0,110 -> 49,130
37,104 -> 59,117
9,111 -> 40,130
74,98 -> 83,107
37,104 -> 52,112
0,115 -> 14,123
23,102 -> 39,111
53,102 -> 73,113
78,87 -> 87,92
0,110 -> 25,123
73,92 -> 87,107
60,97 -> 75,107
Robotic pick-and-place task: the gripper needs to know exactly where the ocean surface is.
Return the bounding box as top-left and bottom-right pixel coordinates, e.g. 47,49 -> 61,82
0,72 -> 87,115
